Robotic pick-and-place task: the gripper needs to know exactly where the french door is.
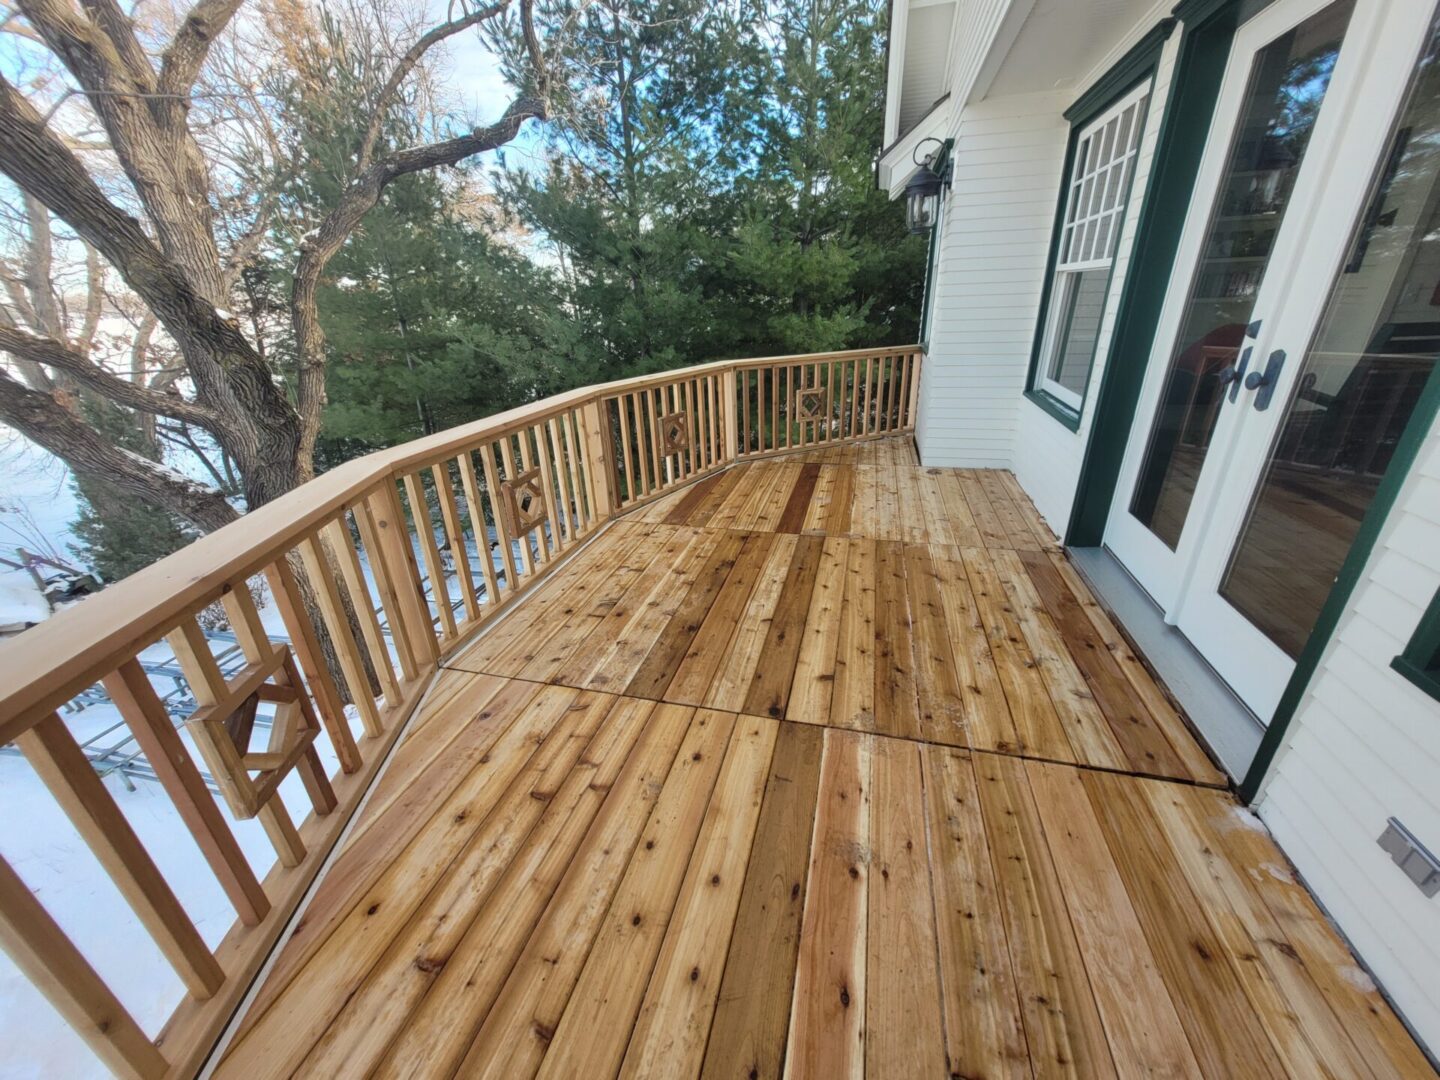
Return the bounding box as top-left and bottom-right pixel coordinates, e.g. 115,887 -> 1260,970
1105,0 -> 1440,720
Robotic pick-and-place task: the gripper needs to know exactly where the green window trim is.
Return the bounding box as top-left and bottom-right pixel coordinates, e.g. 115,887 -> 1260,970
1023,19 -> 1176,433
1392,589 -> 1440,703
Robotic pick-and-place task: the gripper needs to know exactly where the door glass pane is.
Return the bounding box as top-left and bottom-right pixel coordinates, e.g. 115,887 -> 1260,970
1221,14 -> 1440,658
1129,0 -> 1355,548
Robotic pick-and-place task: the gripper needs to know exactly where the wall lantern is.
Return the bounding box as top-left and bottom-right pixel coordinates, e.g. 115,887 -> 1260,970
904,138 -> 950,235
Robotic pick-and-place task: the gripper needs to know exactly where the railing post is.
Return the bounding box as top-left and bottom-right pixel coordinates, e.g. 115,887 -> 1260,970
580,398 -> 618,522
363,481 -> 440,669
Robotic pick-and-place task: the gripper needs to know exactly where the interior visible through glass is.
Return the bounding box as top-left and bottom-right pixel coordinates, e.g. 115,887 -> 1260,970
1220,15 -> 1440,658
1128,0 -> 1355,548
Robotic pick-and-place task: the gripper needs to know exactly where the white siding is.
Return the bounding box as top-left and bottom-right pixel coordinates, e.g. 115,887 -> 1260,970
1256,424 -> 1440,1051
916,92 -> 1068,466
1011,31 -> 1179,528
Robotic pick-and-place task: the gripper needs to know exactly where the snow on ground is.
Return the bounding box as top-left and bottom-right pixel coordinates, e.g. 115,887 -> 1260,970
0,632 -> 358,1079
0,569 -> 49,632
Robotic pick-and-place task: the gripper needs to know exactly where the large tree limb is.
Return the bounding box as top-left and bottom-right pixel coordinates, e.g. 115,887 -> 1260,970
17,0 -> 228,302
0,323 -> 221,429
0,368 -> 239,532
77,0 -> 157,93
356,0 -> 509,171
155,0 -> 244,114
0,72 -> 301,468
290,93 -> 546,466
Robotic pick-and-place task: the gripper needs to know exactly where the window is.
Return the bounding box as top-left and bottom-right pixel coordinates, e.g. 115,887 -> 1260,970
1393,588 -> 1440,702
1031,81 -> 1151,418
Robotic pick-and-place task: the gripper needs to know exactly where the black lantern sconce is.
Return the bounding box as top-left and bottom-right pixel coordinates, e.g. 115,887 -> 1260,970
904,137 -> 951,236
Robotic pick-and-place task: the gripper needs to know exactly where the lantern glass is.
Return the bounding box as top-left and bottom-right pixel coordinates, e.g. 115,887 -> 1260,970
906,188 -> 939,234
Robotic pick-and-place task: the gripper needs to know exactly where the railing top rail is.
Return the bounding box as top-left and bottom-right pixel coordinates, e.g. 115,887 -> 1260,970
0,346 -> 920,739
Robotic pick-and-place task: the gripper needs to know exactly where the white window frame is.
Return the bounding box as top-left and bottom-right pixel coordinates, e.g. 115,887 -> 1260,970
1034,81 -> 1151,413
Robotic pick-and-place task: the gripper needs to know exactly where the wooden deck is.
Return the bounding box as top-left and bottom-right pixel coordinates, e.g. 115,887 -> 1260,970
213,440 -> 1435,1079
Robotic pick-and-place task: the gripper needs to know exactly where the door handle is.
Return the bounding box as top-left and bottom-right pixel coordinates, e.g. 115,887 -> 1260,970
1246,349 -> 1286,411
1225,346 -> 1253,402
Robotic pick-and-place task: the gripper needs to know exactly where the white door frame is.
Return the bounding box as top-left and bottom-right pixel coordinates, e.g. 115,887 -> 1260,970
1103,0 -> 1428,719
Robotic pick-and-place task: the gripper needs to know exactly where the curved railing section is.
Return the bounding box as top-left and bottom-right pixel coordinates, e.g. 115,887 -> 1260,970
0,345 -> 920,1079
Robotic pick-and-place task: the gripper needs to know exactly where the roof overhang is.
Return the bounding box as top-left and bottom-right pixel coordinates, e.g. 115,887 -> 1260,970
876,95 -> 952,198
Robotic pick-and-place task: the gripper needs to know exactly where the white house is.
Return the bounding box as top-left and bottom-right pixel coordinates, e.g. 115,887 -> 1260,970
881,0 -> 1440,1055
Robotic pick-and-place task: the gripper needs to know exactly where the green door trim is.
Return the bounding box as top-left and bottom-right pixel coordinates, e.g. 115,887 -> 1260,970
1241,366 -> 1440,802
1065,0 -> 1245,546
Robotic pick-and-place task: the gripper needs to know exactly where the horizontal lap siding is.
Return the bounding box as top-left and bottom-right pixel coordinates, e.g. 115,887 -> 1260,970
917,92 -> 1068,468
1258,427 -> 1440,1053
1011,32 -> 1179,532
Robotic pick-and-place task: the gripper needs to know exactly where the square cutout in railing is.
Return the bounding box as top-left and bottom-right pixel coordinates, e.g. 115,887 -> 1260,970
502,466 -> 549,535
659,412 -> 690,456
794,386 -> 830,422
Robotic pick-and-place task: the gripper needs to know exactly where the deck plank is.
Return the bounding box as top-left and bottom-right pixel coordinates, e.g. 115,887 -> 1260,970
213,448 -> 1432,1080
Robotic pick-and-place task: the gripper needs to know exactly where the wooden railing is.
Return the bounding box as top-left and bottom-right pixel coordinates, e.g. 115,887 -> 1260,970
0,345 -> 919,1078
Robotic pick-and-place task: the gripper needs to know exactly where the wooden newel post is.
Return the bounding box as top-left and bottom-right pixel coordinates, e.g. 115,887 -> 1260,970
580,399 -> 618,522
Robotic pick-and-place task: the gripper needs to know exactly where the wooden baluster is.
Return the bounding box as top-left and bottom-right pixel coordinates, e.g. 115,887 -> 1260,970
352,497 -> 421,682
296,534 -> 384,737
532,421 -> 565,558
102,659 -> 269,926
898,350 -> 913,429
402,472 -> 458,638
644,387 -> 663,486
907,350 -> 922,428
456,450 -> 504,609
322,517 -> 402,706
848,357 -> 860,438
430,463 -> 480,625
479,441 -> 522,593
736,368 -> 748,456
709,375 -> 721,465
617,397 -> 636,504
626,394 -> 648,498
546,417 -> 574,543
16,712 -> 225,998
0,855 -> 167,1079
569,410 -> 595,528
260,558 -> 361,773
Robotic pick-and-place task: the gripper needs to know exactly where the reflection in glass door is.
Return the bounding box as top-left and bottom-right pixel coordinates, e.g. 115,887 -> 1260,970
1218,19 -> 1440,658
1128,0 -> 1355,549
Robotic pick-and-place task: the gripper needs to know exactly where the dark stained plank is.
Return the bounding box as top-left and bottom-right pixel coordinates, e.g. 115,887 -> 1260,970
626,532 -> 748,700
824,463 -> 855,535
742,535 -> 824,718
666,469 -> 741,526
700,722 -> 824,1080
776,462 -> 822,533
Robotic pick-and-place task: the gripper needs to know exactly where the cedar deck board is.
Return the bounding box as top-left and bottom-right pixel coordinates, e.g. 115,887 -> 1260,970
215,441 -> 1433,1080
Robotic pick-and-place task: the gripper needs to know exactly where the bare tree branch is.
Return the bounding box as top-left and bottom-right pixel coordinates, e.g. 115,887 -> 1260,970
0,323 -> 221,428
356,0 -> 509,171
0,367 -> 239,531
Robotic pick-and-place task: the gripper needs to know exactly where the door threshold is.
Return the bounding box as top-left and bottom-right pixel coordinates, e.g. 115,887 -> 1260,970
1067,546 -> 1264,782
